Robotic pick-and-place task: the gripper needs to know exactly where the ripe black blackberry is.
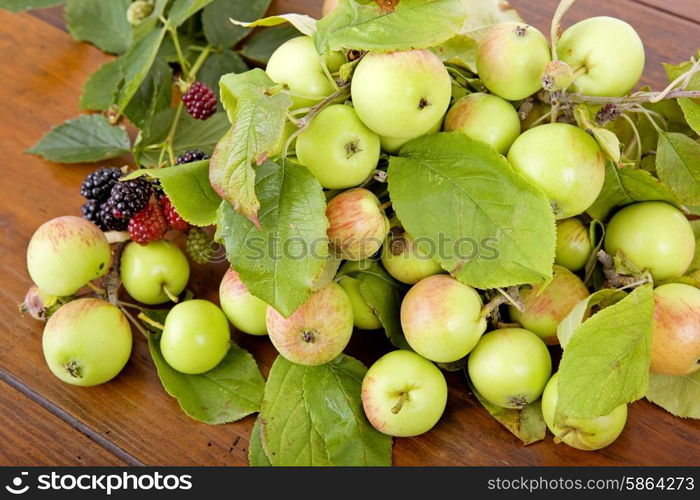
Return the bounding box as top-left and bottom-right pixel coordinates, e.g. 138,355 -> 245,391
181,82 -> 217,120
81,199 -> 105,230
175,149 -> 209,165
99,200 -> 130,231
107,178 -> 152,220
80,167 -> 122,202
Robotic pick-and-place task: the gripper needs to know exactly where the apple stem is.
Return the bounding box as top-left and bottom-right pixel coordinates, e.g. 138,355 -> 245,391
555,427 -> 574,444
86,282 -> 106,297
597,250 -> 653,289
391,392 -> 409,414
163,285 -> 180,303
379,201 -> 392,212
137,312 -> 165,332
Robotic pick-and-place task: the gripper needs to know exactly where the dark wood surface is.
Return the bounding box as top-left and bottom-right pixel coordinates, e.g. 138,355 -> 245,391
1,0 -> 699,466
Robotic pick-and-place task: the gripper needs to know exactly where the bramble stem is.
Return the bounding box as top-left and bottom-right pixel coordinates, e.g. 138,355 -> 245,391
564,89 -> 700,105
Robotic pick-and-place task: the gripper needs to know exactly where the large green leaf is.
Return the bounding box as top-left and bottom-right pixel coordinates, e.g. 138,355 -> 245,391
202,0 -> 271,48
65,0 -> 132,54
314,0 -> 466,54
388,133 -> 556,289
79,59 -> 122,111
233,13 -> 316,36
557,289 -> 627,348
115,27 -> 166,112
587,163 -> 681,221
27,114 -> 130,163
656,131 -> 700,206
248,417 -> 272,466
216,160 -> 329,317
239,25 -> 300,65
664,60 -> 700,135
124,57 -> 173,130
556,285 -> 654,420
148,338 -> 265,424
197,50 -> 248,112
457,0 -> 521,40
646,371 -> 700,419
167,0 -> 214,27
0,0 -> 64,11
260,355 -> 393,466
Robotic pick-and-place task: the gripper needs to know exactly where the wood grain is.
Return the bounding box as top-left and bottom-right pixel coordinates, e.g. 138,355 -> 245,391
634,0 -> 700,24
2,0 -> 699,466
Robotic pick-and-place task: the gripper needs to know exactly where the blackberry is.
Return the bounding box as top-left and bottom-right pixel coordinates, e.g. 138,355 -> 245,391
81,199 -> 105,230
108,178 -> 152,220
186,227 -> 213,264
99,200 -> 129,231
182,82 -> 217,120
161,195 -> 189,231
175,149 -> 209,165
80,167 -> 122,202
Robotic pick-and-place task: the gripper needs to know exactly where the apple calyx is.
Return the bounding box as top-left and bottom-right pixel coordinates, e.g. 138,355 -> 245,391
388,226 -> 406,255
508,394 -> 528,409
301,329 -> 317,343
64,360 -> 83,379
345,140 -> 362,158
391,391 -> 409,414
513,24 -> 529,37
418,97 -> 430,110
541,60 -> 576,92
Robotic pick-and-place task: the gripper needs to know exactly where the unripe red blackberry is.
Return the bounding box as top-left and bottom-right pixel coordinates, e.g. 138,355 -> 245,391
161,196 -> 189,231
128,201 -> 168,245
181,82 -> 217,120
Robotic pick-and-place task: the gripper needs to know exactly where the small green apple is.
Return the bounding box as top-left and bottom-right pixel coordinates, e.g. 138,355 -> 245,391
338,275 -> 381,330
604,202 -> 695,281
27,216 -> 110,296
509,265 -> 590,345
555,218 -> 593,271
266,36 -> 345,109
266,282 -> 354,366
296,104 -> 380,189
558,16 -> 645,97
401,275 -> 487,363
361,350 -> 447,437
444,93 -> 521,154
541,372 -> 628,450
507,123 -> 605,219
160,300 -> 230,374
42,298 -> 132,386
219,268 -> 268,336
120,240 -> 190,305
476,22 -> 551,100
351,49 -> 452,140
467,328 -> 552,408
381,222 -> 442,284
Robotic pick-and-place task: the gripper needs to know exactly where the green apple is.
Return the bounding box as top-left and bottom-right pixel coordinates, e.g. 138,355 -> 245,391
338,275 -> 381,330
476,22 -> 551,100
604,201 -> 695,281
27,216 -> 110,296
381,221 -> 442,284
42,298 -> 132,386
326,188 -> 390,261
379,117 -> 442,154
507,123 -> 605,219
120,240 -> 190,305
296,104 -> 380,189
651,283 -> 700,375
219,268 -> 268,336
160,300 -> 230,374
467,328 -> 552,408
444,93 -> 521,154
555,218 -> 593,271
361,350 -> 447,437
351,49 -> 451,140
401,275 -> 487,363
558,16 -> 645,97
266,36 -> 345,109
541,372 -> 628,450
266,282 -> 354,366
509,265 -> 590,345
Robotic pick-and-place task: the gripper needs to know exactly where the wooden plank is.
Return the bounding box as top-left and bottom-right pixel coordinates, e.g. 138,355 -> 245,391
0,379 -> 126,465
634,0 -> 700,24
2,1 -> 699,466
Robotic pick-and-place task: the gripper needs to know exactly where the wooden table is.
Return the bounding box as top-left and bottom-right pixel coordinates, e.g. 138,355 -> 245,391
1,0 -> 699,466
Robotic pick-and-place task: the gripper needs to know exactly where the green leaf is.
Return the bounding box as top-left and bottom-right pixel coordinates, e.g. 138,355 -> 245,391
260,355 -> 393,466
656,131 -> 700,206
125,160 -> 221,226
211,70 -> 293,224
137,111 -> 230,167
587,163 -> 682,221
124,57 -> 173,130
0,0 -> 65,12
79,59 -> 122,111
457,0 -> 522,41
233,13 -> 316,36
216,160 -> 329,317
469,381 -> 546,445
688,220 -> 700,273
148,337 -> 265,424
557,285 -> 654,420
168,0 -> 215,27
430,34 -> 478,73
65,0 -> 132,54
664,60 -> 700,135
646,371 -> 700,419
116,27 -> 166,112
27,114 -> 130,163
202,0 -> 271,48
315,0 -> 467,54
248,417 -> 272,466
197,50 -> 248,111
388,133 -> 556,289
240,25 -> 300,65
557,289 -> 628,348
